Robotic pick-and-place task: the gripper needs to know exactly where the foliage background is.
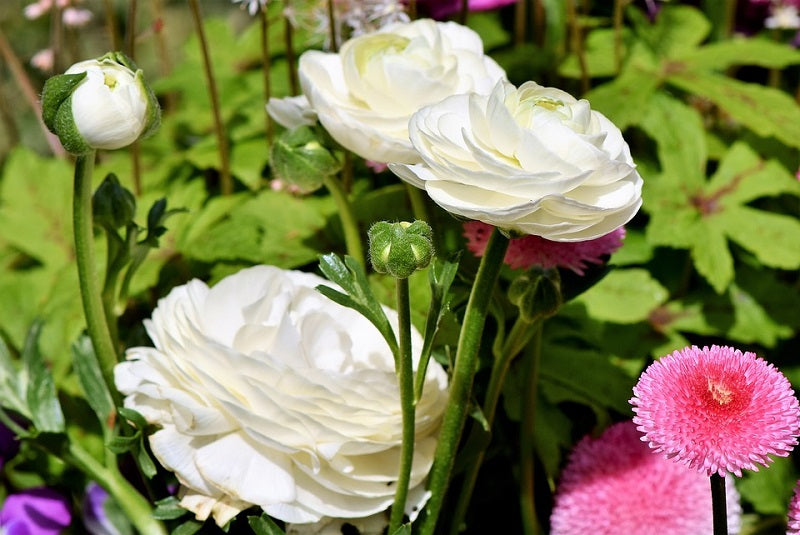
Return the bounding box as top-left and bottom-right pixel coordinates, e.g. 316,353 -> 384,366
1,0 -> 800,533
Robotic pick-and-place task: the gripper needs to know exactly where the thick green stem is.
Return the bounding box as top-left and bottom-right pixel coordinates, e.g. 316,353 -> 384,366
322,174 -> 364,267
389,277 -> 416,533
188,0 -> 233,195
419,229 -> 509,535
449,316 -> 540,535
711,474 -> 728,535
519,323 -> 543,535
101,233 -> 123,348
73,153 -> 120,401
65,441 -> 166,535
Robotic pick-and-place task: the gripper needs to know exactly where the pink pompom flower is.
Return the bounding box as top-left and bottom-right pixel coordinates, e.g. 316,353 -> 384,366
463,220 -> 625,275
788,480 -> 800,534
630,345 -> 800,477
550,421 -> 741,535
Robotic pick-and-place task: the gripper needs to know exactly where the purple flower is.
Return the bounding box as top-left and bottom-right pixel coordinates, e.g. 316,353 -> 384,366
416,0 -> 517,20
0,487 -> 71,535
82,483 -> 123,535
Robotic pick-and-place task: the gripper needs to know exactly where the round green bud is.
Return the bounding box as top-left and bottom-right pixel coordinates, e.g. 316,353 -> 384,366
368,220 -> 434,279
508,267 -> 563,322
92,173 -> 137,230
41,52 -> 161,154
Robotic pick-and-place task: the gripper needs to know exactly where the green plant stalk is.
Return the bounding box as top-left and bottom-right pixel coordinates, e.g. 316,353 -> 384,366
419,228 -> 509,535
711,473 -> 728,535
101,233 -> 124,348
389,277 -> 416,534
448,316 -> 540,535
519,323 -> 543,535
405,184 -> 430,228
188,0 -> 233,195
260,7 -> 274,145
73,153 -> 120,400
285,2 -> 300,91
322,174 -> 364,267
64,441 -> 167,535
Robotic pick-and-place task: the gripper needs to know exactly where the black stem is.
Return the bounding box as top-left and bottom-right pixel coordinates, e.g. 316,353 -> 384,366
710,473 -> 728,535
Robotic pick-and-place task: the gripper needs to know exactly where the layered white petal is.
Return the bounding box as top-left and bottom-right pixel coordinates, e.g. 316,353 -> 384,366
391,80 -> 643,241
115,265 -> 448,527
298,18 -> 506,164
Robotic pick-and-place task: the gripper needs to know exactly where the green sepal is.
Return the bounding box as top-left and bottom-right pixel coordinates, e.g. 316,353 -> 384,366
41,72 -> 86,132
93,173 -> 137,230
271,126 -> 341,193
135,69 -> 162,140
53,94 -> 91,154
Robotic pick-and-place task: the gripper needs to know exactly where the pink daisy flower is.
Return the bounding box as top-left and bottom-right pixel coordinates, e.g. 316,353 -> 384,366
550,421 -> 741,535
789,480 -> 800,534
463,221 -> 625,275
630,345 -> 800,477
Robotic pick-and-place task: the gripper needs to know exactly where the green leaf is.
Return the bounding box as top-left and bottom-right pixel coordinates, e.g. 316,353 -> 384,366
689,222 -> 733,294
576,268 -> 669,324
559,28 -> 619,79
738,455 -> 796,515
718,206 -> 800,270
271,126 -> 341,193
248,514 -> 286,535
71,335 -> 114,424
675,37 -> 800,71
23,320 -> 65,433
707,142 -> 800,204
726,283 -> 792,346
117,406 -> 148,429
317,254 -> 398,356
170,520 -> 204,535
667,70 -> 800,149
0,337 -> 29,418
153,497 -> 189,520
630,4 -> 710,57
639,93 -> 706,188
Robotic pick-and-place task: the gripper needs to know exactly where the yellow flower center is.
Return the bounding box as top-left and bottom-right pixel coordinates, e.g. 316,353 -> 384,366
707,378 -> 734,405
353,34 -> 411,75
103,72 -> 118,89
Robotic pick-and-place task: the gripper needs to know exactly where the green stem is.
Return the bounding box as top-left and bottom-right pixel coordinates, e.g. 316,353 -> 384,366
188,0 -> 233,195
613,0 -> 628,74
389,277 -> 415,533
260,7 -> 274,145
322,174 -> 364,267
519,323 -> 543,535
326,0 -> 339,52
64,441 -> 167,535
419,229 -> 509,535
405,184 -> 430,227
711,474 -> 728,535
73,153 -> 120,402
285,3 -> 300,92
567,0 -> 589,95
449,316 -> 540,535
101,233 -> 124,348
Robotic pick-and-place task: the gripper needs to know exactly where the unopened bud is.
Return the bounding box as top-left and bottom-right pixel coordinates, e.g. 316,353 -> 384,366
368,220 -> 434,279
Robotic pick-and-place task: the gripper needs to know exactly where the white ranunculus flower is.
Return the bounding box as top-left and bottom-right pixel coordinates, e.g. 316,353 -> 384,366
390,81 -> 644,241
298,18 -> 506,164
114,266 -> 449,527
64,59 -> 151,150
266,95 -> 318,129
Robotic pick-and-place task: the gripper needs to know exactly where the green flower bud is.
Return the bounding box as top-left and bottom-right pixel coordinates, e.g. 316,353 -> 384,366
508,267 -> 563,322
270,126 -> 342,193
92,173 -> 136,230
41,52 -> 160,154
368,220 -> 434,279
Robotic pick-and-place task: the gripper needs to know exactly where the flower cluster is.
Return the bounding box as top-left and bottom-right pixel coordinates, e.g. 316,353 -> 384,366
115,266 -> 449,527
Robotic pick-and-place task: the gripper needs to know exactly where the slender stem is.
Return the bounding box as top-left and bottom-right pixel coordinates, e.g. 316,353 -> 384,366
405,183 -> 430,226
322,174 -> 364,267
613,0 -> 627,74
419,229 -> 509,535
150,0 -> 175,112
73,153 -> 121,401
126,0 -> 138,58
459,0 -> 469,25
389,277 -> 416,534
126,0 -> 143,195
260,7 -> 274,145
566,0 -> 590,94
711,474 -> 728,535
407,0 -> 417,19
514,0 -> 526,46
532,0 -> 544,48
64,441 -> 167,535
101,233 -> 124,348
188,0 -> 233,195
519,323 -> 543,535
449,316 -> 539,535
326,0 -> 339,52
102,0 -> 122,51
50,3 -> 64,74
284,3 -> 300,91
0,28 -> 65,157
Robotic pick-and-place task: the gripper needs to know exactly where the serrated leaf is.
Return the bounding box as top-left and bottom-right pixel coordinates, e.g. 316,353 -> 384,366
675,37 -> 800,71
248,514 -> 286,535
690,222 -> 733,294
705,142 -> 800,204
71,335 -> 114,424
639,94 -> 706,188
576,269 -> 669,324
667,70 -> 800,149
632,5 -> 710,57
726,283 -> 792,346
23,320 -> 65,433
717,206 -> 800,270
